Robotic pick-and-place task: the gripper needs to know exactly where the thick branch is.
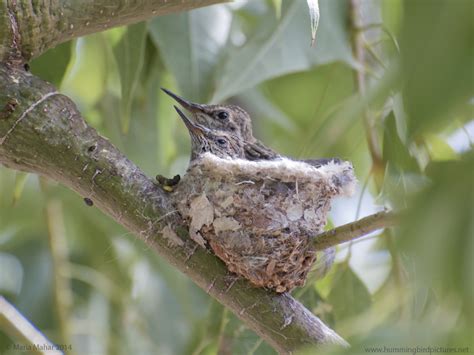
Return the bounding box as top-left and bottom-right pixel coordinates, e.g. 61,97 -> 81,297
313,211 -> 398,250
0,65 -> 348,353
0,0 -> 227,63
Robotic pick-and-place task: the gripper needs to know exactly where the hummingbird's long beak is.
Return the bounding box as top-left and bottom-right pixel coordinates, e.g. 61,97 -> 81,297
174,106 -> 208,137
162,88 -> 206,113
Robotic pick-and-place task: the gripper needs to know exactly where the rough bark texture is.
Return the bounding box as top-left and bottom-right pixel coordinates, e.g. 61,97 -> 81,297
0,0 -> 226,63
0,1 -> 353,353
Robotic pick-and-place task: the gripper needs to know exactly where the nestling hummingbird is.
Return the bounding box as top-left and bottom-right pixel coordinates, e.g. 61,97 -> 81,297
162,88 -> 340,167
163,89 -> 338,280
173,106 -> 325,293
167,93 -> 349,291
155,105 -> 246,190
174,106 -> 245,161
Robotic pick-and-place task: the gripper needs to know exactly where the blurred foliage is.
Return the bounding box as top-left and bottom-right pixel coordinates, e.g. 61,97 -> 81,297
1,0 -> 472,354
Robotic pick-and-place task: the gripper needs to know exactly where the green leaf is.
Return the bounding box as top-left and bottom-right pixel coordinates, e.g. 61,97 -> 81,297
61,35 -> 108,109
0,252 -> 23,295
425,134 -> 459,161
399,152 -> 474,320
213,0 -> 356,101
382,112 -> 419,172
235,88 -> 296,131
12,172 -> 28,206
113,22 -> 147,133
30,41 -> 72,87
307,0 -> 320,46
149,6 -> 231,102
270,0 -> 282,19
260,63 -> 367,163
327,264 -> 372,321
401,0 -> 473,138
381,0 -> 403,35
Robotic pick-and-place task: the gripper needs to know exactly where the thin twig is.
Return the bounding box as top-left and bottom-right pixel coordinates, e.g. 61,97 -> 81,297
0,296 -> 62,354
349,0 -> 384,179
313,211 -> 398,250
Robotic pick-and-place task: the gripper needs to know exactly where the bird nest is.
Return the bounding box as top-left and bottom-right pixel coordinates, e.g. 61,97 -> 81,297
170,153 -> 356,292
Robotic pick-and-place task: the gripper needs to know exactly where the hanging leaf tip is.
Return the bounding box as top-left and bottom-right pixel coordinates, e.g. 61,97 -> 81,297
307,0 -> 320,47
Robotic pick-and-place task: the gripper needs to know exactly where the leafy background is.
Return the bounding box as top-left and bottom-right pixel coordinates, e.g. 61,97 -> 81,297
0,0 -> 472,354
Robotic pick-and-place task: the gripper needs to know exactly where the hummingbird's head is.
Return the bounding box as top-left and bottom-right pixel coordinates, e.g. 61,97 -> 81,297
174,106 -> 244,160
162,88 -> 254,142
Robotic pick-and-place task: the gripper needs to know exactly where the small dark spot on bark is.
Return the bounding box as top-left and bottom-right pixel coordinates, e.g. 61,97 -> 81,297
88,145 -> 96,152
83,197 -> 94,206
24,63 -> 30,71
0,99 -> 18,119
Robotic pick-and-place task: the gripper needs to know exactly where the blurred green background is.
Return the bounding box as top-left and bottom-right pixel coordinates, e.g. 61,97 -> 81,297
0,0 -> 472,354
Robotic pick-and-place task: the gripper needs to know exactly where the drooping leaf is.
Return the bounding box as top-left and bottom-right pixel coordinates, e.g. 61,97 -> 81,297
213,0 -> 356,101
113,22 -> 147,133
306,0 -> 320,46
401,0 -> 473,138
149,6 -> 231,102
382,112 -> 419,172
399,153 -> 474,315
30,41 -> 72,87
327,264 -> 372,321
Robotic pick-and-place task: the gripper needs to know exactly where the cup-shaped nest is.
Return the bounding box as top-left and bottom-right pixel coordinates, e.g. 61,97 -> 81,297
171,153 -> 356,292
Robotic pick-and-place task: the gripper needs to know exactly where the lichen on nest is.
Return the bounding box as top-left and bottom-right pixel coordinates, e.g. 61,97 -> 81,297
170,153 -> 356,293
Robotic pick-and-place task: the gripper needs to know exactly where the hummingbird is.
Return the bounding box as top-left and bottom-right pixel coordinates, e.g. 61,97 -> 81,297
168,94 -> 350,291
162,88 -> 340,167
173,105 -> 325,293
156,105 -> 245,191
173,106 -> 245,161
162,89 -> 338,279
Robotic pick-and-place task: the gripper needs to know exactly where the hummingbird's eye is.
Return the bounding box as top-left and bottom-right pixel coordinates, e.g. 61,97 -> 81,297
216,111 -> 229,120
216,138 -> 227,146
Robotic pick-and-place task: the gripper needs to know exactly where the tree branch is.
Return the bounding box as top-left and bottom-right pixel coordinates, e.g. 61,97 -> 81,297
0,0 -> 228,63
0,296 -> 62,354
313,211 -> 398,250
0,64 -> 349,353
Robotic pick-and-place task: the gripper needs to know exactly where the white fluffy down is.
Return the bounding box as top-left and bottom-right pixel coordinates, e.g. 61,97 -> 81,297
196,153 -> 356,197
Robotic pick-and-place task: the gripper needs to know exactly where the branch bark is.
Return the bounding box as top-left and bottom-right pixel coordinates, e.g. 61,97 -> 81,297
0,0 -> 227,63
313,211 -> 398,250
0,64 -> 349,353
